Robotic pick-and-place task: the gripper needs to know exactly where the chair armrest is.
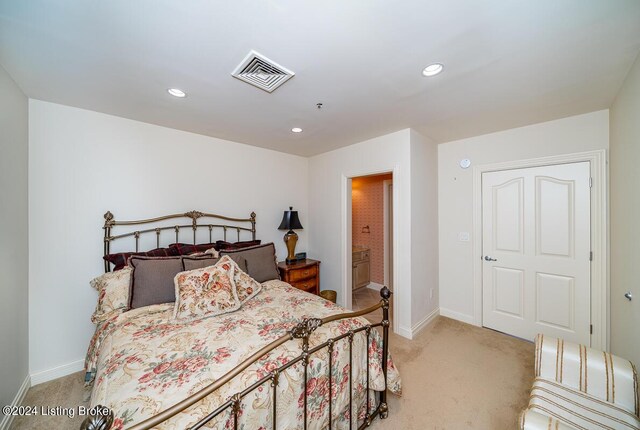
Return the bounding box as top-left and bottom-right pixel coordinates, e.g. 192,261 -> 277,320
520,409 -> 578,430
534,334 -> 639,417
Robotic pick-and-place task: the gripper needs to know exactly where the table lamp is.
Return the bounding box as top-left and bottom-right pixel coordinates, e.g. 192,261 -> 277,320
278,206 -> 303,263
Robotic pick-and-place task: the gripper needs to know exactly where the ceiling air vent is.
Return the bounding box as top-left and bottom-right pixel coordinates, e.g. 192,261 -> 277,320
231,50 -> 295,93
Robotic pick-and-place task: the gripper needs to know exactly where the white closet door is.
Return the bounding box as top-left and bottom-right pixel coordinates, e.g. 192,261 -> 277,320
482,162 -> 591,345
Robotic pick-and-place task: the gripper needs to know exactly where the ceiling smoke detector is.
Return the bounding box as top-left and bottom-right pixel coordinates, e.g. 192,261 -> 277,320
231,50 -> 295,93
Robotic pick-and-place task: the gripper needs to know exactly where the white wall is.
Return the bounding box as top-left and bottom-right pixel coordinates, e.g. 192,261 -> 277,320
409,130 -> 439,328
23,98 -> 617,385
438,110 -> 609,323
28,100 -> 309,381
610,54 -> 640,366
0,65 -> 29,423
308,129 -> 438,338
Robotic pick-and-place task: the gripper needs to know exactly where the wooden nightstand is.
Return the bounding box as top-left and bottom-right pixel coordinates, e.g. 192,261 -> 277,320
278,259 -> 320,295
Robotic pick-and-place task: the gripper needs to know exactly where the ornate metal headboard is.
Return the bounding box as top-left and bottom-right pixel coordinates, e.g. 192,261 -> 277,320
103,210 -> 256,272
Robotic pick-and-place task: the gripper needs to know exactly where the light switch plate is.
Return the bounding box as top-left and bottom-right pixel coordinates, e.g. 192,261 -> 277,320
459,232 -> 470,242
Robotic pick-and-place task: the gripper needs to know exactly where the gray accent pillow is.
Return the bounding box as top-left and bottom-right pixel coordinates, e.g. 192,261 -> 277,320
182,254 -> 249,272
220,243 -> 279,283
129,256 -> 184,309
182,255 -> 218,271
224,254 -> 249,273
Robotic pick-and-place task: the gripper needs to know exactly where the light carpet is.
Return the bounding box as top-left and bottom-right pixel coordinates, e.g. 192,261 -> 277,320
11,316 -> 533,429
369,316 -> 534,429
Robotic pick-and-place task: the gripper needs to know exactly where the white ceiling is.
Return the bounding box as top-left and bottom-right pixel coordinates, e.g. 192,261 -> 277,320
1,1 -> 640,156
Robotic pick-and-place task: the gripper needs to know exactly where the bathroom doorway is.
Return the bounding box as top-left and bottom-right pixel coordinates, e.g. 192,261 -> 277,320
350,172 -> 393,323
383,178 -> 393,293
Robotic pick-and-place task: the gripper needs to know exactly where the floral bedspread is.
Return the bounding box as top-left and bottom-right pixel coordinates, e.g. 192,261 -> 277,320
85,280 -> 401,429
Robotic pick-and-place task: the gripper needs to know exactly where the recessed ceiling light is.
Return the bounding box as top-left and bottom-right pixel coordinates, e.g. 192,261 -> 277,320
167,88 -> 187,98
422,63 -> 444,77
291,127 -> 303,133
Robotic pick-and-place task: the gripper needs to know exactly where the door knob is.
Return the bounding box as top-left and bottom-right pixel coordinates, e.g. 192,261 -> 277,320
624,292 -> 633,301
484,256 -> 497,262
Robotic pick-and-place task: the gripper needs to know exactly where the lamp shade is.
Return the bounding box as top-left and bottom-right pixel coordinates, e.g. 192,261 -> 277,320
278,206 -> 303,230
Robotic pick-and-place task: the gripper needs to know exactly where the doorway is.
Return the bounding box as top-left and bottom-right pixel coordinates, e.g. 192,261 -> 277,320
481,162 -> 591,345
384,179 -> 394,292
350,173 -> 393,323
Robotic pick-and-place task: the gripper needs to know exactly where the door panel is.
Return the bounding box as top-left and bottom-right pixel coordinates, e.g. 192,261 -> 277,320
493,267 -> 524,318
494,178 -> 524,253
536,177 -> 574,257
535,272 -> 574,330
482,162 -> 591,345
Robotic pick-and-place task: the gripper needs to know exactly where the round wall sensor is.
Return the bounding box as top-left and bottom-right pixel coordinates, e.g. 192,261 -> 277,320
459,159 -> 471,169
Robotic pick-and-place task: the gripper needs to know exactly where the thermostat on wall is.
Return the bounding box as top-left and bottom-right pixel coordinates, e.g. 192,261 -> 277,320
459,158 -> 471,169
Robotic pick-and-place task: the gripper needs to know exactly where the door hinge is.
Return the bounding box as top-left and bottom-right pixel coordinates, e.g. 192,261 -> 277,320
590,324 -> 593,335
589,251 -> 593,261
589,177 -> 593,188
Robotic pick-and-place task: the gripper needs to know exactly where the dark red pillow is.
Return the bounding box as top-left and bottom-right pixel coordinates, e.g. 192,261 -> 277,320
168,242 -> 219,255
216,239 -> 261,250
104,247 -> 179,271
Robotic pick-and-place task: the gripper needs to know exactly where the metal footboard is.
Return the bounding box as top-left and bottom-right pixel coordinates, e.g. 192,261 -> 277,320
81,286 -> 392,430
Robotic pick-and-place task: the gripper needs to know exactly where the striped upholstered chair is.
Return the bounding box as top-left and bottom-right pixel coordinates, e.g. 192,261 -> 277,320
520,334 -> 640,430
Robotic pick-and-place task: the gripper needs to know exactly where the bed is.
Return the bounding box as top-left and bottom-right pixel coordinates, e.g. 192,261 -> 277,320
81,210 -> 401,430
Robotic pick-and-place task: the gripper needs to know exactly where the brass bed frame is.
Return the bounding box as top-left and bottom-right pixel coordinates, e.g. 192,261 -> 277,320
102,210 -> 257,272
83,210 -> 392,430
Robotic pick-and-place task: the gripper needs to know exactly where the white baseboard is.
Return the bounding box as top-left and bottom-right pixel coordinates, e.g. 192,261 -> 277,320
396,325 -> 413,339
366,282 -> 384,292
30,359 -> 84,386
439,307 -> 477,325
410,307 -> 440,337
397,307 -> 439,340
0,374 -> 30,430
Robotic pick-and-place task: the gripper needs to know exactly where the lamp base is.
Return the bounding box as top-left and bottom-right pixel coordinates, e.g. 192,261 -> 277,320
284,230 -> 298,263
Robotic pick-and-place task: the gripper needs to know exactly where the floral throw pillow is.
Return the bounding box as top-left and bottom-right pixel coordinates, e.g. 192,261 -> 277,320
90,267 -> 132,323
173,259 -> 240,321
218,255 -> 262,303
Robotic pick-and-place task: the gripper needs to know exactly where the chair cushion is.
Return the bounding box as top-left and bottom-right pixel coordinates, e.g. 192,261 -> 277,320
528,378 -> 640,430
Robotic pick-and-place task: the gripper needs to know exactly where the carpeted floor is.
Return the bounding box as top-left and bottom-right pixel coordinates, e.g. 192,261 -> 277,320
369,317 -> 534,429
10,369 -> 88,430
11,316 -> 534,430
